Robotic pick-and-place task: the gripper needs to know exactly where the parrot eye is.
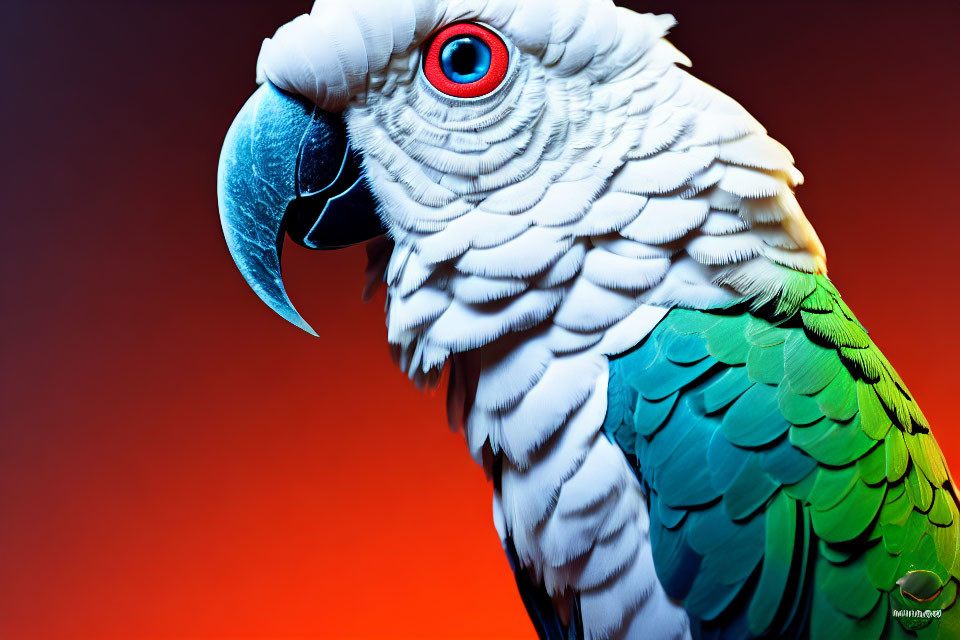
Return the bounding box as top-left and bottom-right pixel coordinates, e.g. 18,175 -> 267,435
423,23 -> 509,99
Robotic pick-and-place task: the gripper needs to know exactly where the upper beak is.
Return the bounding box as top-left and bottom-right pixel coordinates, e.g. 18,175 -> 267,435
217,83 -> 384,335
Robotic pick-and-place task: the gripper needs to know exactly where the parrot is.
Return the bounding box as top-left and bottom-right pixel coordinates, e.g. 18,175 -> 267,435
216,1 -> 960,638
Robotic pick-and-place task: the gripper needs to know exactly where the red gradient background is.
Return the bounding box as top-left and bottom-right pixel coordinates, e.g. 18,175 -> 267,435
1,2 -> 958,638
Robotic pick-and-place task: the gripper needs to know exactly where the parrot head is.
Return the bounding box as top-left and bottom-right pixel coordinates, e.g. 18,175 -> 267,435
219,0 -> 825,386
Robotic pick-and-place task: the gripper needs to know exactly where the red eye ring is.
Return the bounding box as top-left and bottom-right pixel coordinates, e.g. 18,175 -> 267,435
423,23 -> 510,99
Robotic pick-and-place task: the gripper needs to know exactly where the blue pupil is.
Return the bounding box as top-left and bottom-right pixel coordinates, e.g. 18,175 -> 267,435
440,36 -> 492,84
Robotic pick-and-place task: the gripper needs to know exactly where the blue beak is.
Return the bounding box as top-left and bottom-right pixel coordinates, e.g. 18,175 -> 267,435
217,83 -> 383,335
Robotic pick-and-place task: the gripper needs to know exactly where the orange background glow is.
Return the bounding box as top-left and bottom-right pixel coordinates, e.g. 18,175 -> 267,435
1,2 -> 958,638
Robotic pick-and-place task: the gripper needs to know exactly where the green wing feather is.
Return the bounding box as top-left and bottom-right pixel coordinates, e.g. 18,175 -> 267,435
604,274 -> 960,639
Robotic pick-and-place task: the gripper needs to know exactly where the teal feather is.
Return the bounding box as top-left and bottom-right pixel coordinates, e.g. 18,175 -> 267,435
757,436 -> 817,485
747,491 -> 798,635
811,481 -> 887,543
723,457 -> 780,521
810,584 -> 887,640
663,328 -> 711,364
780,507 -> 814,634
701,366 -> 754,414
633,357 -> 715,401
778,383 -> 824,425
702,313 -> 751,365
707,428 -> 751,493
603,276 -> 960,637
649,492 -> 702,598
819,553 -> 883,618
814,366 -> 860,422
633,391 -> 679,437
747,343 -> 785,384
698,515 -> 765,586
784,330 -> 841,395
656,421 -> 720,507
658,498 -> 688,530
646,398 -> 704,479
722,383 -> 791,448
791,416 -> 878,467
745,316 -> 787,347
685,570 -> 748,622
807,466 -> 859,512
686,503 -> 745,556
819,540 -> 856,564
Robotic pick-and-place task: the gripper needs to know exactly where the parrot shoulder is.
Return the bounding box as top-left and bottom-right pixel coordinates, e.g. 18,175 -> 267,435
603,273 -> 960,639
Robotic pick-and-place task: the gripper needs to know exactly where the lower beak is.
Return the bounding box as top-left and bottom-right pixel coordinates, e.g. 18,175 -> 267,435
217,83 -> 384,335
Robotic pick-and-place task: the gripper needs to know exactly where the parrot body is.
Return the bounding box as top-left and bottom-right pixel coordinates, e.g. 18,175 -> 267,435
218,1 -> 960,638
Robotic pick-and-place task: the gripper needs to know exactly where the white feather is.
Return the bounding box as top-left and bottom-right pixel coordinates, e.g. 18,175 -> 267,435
583,249 -> 671,292
615,580 -> 692,640
597,303 -> 669,357
611,146 -> 717,196
628,108 -> 695,160
425,289 -> 562,351
532,241 -> 585,289
450,274 -> 528,304
474,337 -> 554,411
685,110 -> 763,148
575,192 -> 648,236
682,160 -> 726,196
642,257 -> 738,308
501,0 -> 554,55
395,250 -> 434,297
386,242 -> 412,286
705,185 -> 742,213
718,134 -> 795,172
701,210 -> 750,235
752,225 -> 802,250
417,210 -> 530,263
740,192 -> 801,224
540,476 -> 615,566
500,374 -> 606,541
554,277 -> 637,333
576,515 -> 641,590
762,246 -> 821,273
554,439 -> 628,516
386,286 -> 450,339
404,130 -> 534,176
479,164 -> 556,214
529,176 -> 605,226
581,548 -> 652,640
499,353 -> 604,467
687,231 -> 764,266
457,227 -> 572,278
543,324 -> 604,355
717,164 -> 787,199
466,405 -> 500,463
592,236 -> 674,261
620,196 -> 710,244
